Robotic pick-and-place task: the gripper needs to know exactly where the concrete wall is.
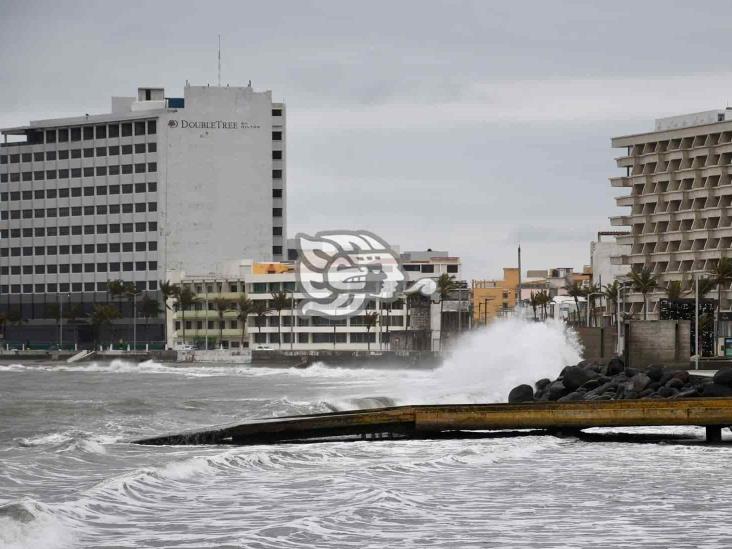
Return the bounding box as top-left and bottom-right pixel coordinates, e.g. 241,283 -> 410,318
575,326 -> 617,360
625,320 -> 690,368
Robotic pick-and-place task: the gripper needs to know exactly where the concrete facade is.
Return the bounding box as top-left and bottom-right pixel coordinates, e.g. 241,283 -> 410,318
0,84 -> 284,345
610,108 -> 732,319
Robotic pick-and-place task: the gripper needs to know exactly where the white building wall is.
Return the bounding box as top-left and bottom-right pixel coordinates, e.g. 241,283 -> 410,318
591,239 -> 630,287
158,85 -> 276,275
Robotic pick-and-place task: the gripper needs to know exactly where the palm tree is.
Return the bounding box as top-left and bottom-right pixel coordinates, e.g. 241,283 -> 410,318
533,289 -> 550,320
710,256 -> 732,349
603,281 -> 620,325
212,297 -> 231,348
175,286 -> 198,344
665,280 -> 685,300
88,304 -> 120,347
696,276 -> 716,298
364,311 -> 379,351
236,295 -> 255,349
529,291 -> 538,320
252,300 -> 271,345
139,295 -> 162,346
159,280 -> 179,348
270,291 -> 291,350
436,274 -> 458,350
107,279 -> 127,316
564,280 -> 585,322
629,267 -> 658,320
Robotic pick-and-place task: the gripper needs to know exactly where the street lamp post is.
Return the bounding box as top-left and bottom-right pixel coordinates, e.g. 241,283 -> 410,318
59,296 -> 63,350
695,272 -> 700,371
586,293 -> 604,327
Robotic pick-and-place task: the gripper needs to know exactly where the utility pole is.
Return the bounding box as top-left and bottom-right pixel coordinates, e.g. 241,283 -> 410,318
59,296 -> 63,350
695,272 -> 700,370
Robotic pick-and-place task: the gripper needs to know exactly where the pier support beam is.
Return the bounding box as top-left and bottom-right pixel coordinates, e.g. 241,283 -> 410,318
705,426 -> 722,443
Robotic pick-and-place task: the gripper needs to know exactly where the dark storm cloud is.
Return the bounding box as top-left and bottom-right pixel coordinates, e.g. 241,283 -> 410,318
2,0 -> 732,278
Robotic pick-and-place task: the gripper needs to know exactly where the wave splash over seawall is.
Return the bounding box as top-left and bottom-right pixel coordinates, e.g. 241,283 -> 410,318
401,318 -> 583,404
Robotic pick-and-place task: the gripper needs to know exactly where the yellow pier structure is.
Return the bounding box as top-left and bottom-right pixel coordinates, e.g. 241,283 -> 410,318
134,398 -> 732,445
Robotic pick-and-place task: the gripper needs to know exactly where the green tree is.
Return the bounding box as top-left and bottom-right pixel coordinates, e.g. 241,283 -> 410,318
536,289 -> 551,320
107,279 -> 128,315
235,295 -> 255,349
364,311 -> 379,352
603,281 -> 620,325
710,256 -> 732,349
529,291 -> 538,320
139,295 -> 162,346
563,280 -> 585,322
88,304 -> 121,346
212,297 -> 232,347
251,300 -> 272,345
436,274 -> 458,350
159,281 -> 179,349
270,291 -> 291,350
665,280 -> 685,300
175,286 -> 198,344
629,267 -> 658,320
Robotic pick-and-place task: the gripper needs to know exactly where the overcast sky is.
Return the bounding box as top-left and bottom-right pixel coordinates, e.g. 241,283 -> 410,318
3,1 -> 732,279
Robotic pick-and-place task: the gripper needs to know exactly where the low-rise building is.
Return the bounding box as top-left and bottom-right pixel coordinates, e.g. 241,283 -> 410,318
471,267 -> 519,324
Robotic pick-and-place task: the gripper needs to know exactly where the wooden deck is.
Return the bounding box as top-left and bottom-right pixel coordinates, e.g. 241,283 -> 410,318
133,398 -> 732,446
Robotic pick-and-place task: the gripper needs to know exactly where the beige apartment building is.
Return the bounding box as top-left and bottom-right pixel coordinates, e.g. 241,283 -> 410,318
610,108 -> 732,319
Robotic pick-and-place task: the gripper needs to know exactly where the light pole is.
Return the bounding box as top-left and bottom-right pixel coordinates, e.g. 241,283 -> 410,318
59,296 -> 63,350
695,272 -> 700,370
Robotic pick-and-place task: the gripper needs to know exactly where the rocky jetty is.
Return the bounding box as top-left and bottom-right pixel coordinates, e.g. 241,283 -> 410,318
508,358 -> 732,403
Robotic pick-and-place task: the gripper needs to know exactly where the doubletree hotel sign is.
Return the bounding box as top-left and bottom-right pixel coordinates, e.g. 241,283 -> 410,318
167,119 -> 261,129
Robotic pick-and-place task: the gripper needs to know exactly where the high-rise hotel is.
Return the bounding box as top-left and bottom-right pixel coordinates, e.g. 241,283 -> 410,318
0,83 -> 286,344
610,108 -> 732,320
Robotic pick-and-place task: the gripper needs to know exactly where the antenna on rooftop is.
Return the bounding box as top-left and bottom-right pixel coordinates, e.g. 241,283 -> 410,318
217,35 -> 222,87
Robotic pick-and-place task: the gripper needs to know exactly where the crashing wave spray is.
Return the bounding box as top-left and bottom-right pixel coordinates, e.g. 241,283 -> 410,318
399,318 -> 583,404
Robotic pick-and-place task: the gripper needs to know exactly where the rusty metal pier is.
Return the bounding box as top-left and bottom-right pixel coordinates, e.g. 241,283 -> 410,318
133,398 -> 732,446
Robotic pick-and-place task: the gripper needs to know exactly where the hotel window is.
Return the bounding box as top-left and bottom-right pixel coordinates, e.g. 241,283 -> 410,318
108,124 -> 119,138
109,204 -> 120,214
71,148 -> 81,159
84,263 -> 94,273
71,226 -> 82,236
273,208 -> 282,217
272,150 -> 282,160
95,126 -> 106,139
0,174 -> 7,183
135,121 -> 145,135
122,164 -> 133,174
59,169 -> 69,179
46,208 -> 57,217
148,202 -> 157,212
272,131 -> 282,141
135,222 -> 146,232
122,203 -> 133,213
58,128 -> 69,142
46,150 -> 57,161
134,143 -> 146,154
83,148 -> 94,158
110,262 -> 120,271
121,123 -> 132,137
34,189 -> 43,199
96,224 -> 107,234
135,163 -> 146,173
272,169 -> 282,179
96,205 -> 107,214
96,282 -> 107,291
72,283 -> 82,292
273,226 -> 283,235
9,173 -> 19,182
122,223 -> 134,233
421,265 -> 435,273
135,182 -> 146,193
47,227 -> 57,236
83,127 -> 93,140
147,120 -> 156,134
70,128 -> 81,141
96,185 -> 107,195
46,129 -> 56,143
97,243 -> 107,253
22,153 -> 31,162
71,168 -> 81,178
22,172 -> 31,181
10,154 -> 19,163
447,265 -> 458,273
84,244 -> 94,254
147,142 -> 157,152
109,224 -> 120,233
83,167 -> 94,177
48,266 -> 58,275
122,184 -> 133,194
148,261 -> 157,270
33,171 -> 44,180
46,170 -> 57,179
148,221 -> 157,231
96,147 -> 107,156
135,241 -> 146,252
123,262 -> 133,271
121,144 -> 132,155
110,243 -> 120,252
97,263 -> 108,272
96,166 -> 107,176
109,165 -> 120,175
108,145 -> 119,156
59,207 -> 69,217
33,152 -> 44,162
148,241 -> 158,251
47,245 -> 57,255
273,246 -> 282,255
135,202 -> 146,213
148,162 -> 157,172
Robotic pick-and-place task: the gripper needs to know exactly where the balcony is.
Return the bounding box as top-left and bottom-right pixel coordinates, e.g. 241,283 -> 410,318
610,216 -> 631,227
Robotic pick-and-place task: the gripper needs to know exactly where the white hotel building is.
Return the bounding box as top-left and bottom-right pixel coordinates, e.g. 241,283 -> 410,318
0,83 -> 285,344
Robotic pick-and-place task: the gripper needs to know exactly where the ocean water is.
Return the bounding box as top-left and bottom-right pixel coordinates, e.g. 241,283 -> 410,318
1,319 -> 731,548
